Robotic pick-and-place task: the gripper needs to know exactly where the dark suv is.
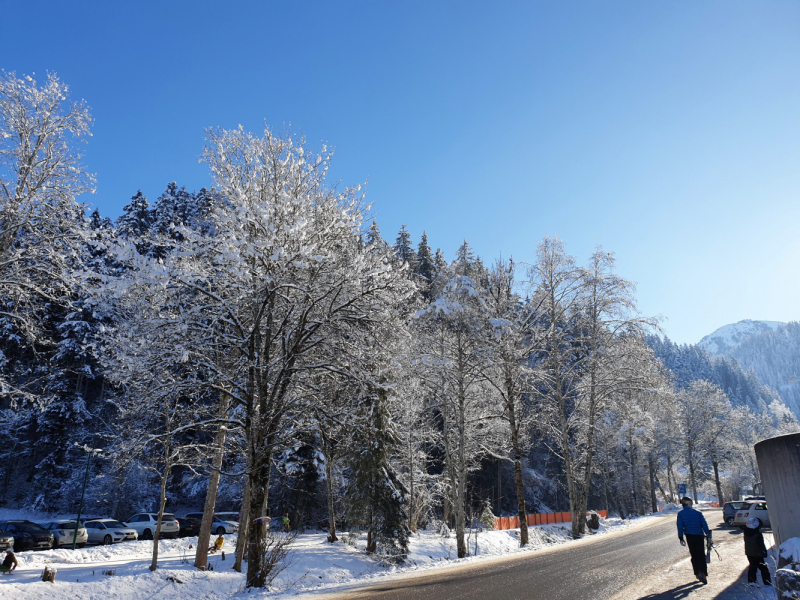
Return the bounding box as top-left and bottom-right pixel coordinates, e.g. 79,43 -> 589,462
722,501 -> 747,527
0,520 -> 54,551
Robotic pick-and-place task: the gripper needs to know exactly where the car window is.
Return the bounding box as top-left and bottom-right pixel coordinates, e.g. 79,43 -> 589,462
85,522 -> 97,529
16,522 -> 44,532
103,521 -> 125,528
755,503 -> 767,510
128,515 -> 140,522
740,503 -> 752,510
162,514 -> 175,521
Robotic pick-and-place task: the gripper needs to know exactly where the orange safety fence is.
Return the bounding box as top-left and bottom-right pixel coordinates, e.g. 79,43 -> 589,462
493,510 -> 608,530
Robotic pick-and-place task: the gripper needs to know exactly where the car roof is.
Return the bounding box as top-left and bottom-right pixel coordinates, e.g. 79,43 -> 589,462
50,519 -> 81,523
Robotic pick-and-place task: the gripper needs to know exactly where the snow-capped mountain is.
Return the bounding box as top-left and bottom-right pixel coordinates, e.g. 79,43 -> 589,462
698,319 -> 785,355
697,319 -> 800,418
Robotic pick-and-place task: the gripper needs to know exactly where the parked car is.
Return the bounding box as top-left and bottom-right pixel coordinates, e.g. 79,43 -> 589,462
215,512 -> 240,523
734,501 -> 771,528
722,501 -> 747,526
176,517 -> 201,538
84,520 -> 126,545
0,520 -> 54,551
41,520 -> 88,548
124,513 -> 180,540
184,512 -> 239,535
0,530 -> 13,551
85,519 -> 138,542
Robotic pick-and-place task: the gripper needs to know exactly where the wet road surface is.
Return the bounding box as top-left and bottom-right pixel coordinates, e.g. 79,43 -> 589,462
316,510 -> 723,600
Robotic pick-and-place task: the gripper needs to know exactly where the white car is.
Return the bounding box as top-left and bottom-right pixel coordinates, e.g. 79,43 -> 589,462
84,520 -> 127,545
734,501 -> 771,528
124,513 -> 180,540
40,520 -> 88,548
184,512 -> 239,535
85,519 -> 138,542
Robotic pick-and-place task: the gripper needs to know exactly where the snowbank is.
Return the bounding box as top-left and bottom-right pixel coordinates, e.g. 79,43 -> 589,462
781,537 -> 800,566
0,516 -> 648,599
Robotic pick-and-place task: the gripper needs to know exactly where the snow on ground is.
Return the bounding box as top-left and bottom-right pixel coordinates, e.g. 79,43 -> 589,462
610,528 -> 779,600
0,514 -> 650,599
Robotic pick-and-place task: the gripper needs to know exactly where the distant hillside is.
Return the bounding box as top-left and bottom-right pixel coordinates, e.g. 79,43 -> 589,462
698,320 -> 784,355
646,335 -> 795,424
722,322 -> 800,418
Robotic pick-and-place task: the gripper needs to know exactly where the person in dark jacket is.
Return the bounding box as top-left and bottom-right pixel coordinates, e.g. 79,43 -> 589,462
676,497 -> 712,583
0,549 -> 17,574
743,517 -> 772,587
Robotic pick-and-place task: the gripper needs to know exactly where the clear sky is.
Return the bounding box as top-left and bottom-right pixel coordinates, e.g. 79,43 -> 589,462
2,0 -> 798,344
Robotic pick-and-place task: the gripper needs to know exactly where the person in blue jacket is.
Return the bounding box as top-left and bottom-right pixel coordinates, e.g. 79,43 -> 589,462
676,496 -> 712,584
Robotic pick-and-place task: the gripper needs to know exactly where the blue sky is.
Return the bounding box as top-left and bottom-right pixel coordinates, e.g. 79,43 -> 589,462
2,0 -> 799,344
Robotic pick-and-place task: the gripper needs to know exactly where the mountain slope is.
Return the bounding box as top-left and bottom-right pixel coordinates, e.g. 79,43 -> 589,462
698,319 -> 784,355
725,321 -> 800,418
647,335 -> 785,415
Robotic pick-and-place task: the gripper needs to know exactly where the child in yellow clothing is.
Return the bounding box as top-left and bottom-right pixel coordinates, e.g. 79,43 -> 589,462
208,534 -> 224,553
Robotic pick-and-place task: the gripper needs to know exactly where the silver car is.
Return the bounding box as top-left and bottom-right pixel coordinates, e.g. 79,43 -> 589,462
84,520 -> 128,545
184,512 -> 239,535
86,519 -> 138,542
0,530 -> 13,550
41,520 -> 88,548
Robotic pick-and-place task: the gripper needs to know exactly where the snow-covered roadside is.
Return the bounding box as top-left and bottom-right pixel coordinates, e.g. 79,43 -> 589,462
0,514 -> 653,599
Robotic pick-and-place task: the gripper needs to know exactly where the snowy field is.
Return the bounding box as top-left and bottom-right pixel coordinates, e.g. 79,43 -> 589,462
0,509 -> 648,599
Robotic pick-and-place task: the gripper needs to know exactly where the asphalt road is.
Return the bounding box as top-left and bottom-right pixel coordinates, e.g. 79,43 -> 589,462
315,510 -> 724,600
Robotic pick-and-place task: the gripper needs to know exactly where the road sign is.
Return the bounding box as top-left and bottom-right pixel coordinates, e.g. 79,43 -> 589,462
678,483 -> 687,496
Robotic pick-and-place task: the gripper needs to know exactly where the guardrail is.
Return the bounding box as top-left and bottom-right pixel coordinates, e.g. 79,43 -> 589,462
493,510 -> 608,530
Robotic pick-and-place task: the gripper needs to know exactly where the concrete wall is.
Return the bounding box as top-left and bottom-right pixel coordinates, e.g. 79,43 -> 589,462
755,432 -> 800,558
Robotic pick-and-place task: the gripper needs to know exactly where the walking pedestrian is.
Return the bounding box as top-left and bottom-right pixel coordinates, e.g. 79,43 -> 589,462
743,517 -> 772,587
676,497 -> 712,584
282,511 -> 290,533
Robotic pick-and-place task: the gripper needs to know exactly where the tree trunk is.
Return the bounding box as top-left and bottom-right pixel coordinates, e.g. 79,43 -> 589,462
688,459 -> 698,503
246,443 -> 272,587
409,428 -> 415,533
455,389 -> 467,558
666,453 -> 675,502
233,476 -> 250,572
578,369 -> 599,536
150,436 -> 171,572
558,389 -> 580,539
628,433 -> 638,515
195,394 -> 229,569
508,397 -> 529,546
325,447 -> 338,542
712,460 -> 724,506
648,455 -> 658,513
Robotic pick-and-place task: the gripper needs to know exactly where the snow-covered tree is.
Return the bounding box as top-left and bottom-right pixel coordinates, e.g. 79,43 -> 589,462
149,126 -> 414,587
394,224 -> 416,266
414,274 -> 498,558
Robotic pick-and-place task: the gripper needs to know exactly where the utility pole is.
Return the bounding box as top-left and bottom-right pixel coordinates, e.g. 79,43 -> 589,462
73,444 -> 101,550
